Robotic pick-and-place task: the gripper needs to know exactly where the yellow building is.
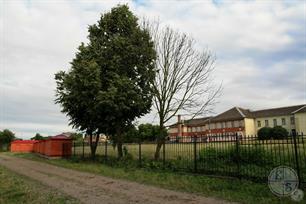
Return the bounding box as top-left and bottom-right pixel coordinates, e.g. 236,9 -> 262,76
168,104 -> 306,140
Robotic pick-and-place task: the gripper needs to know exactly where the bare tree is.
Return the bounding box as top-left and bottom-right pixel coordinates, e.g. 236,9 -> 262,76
146,23 -> 222,159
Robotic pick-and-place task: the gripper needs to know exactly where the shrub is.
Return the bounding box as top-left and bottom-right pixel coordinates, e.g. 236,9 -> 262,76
198,145 -> 273,166
258,127 -> 273,140
272,126 -> 288,139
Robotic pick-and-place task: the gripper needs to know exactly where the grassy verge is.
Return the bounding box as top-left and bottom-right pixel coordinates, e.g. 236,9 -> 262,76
9,152 -> 304,204
0,164 -> 78,204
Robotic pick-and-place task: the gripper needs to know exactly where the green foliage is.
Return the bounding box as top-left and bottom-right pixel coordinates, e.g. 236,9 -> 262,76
55,5 -> 156,157
123,123 -> 167,142
70,133 -> 83,142
31,133 -> 46,140
257,127 -> 273,140
123,125 -> 138,143
199,145 -> 273,166
258,126 -> 288,140
138,124 -> 167,141
0,129 -> 15,151
272,126 -> 288,139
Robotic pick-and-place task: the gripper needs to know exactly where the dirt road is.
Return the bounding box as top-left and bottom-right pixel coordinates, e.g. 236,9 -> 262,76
0,154 -> 231,204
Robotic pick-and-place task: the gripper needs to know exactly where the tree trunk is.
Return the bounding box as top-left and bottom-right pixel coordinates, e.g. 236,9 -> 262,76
117,130 -> 123,158
117,141 -> 123,158
154,141 -> 163,160
154,123 -> 165,160
89,133 -> 100,159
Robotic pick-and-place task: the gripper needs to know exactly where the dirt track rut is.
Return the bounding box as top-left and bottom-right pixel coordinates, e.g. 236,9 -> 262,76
0,154 -> 232,204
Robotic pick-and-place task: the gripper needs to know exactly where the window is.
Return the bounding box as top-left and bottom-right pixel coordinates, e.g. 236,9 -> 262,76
282,118 -> 286,126
231,121 -> 234,128
211,123 -> 215,129
234,121 -> 239,127
265,120 -> 269,127
221,122 -> 224,128
273,119 -> 277,127
290,117 -> 295,125
197,127 -> 201,132
257,121 -> 261,127
228,121 -> 232,128
188,127 -> 191,132
224,122 -> 227,128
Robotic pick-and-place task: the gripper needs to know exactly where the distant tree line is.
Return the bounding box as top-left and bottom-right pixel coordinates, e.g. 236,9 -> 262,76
124,124 -> 167,143
0,129 -> 15,151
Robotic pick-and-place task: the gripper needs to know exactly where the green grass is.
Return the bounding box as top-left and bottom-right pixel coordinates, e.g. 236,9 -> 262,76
9,152 -> 305,204
74,141 -> 306,181
0,164 -> 78,204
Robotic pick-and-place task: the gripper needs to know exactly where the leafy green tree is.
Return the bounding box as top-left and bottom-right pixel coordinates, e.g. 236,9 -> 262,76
70,133 -> 83,142
55,47 -> 102,158
31,133 -> 46,140
138,124 -> 166,142
272,126 -> 288,139
258,127 -> 273,140
123,125 -> 139,143
0,129 -> 15,151
55,5 -> 156,158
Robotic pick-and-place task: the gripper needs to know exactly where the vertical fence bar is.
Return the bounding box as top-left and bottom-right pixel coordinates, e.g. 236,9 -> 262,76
82,139 -> 85,159
138,139 -> 142,167
293,133 -> 301,186
162,140 -> 165,169
193,135 -> 197,173
235,133 -> 240,179
73,141 -> 76,157
104,141 -> 108,162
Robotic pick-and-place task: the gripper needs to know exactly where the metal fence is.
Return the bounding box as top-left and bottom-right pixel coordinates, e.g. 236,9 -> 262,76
72,133 -> 306,184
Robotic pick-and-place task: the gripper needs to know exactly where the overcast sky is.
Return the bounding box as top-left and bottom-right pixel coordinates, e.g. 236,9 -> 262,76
1,0 -> 305,139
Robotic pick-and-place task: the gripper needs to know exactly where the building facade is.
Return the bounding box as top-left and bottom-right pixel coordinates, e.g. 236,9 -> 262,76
168,104 -> 306,142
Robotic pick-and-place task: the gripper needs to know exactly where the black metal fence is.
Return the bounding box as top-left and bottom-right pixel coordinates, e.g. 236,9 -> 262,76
72,133 -> 306,184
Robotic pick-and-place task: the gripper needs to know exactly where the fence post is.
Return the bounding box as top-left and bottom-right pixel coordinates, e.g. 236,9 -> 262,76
292,132 -> 301,186
105,140 -> 108,162
138,138 -> 142,167
235,133 -> 240,179
73,141 -> 76,157
162,139 -> 166,169
193,135 -> 197,173
82,139 -> 85,159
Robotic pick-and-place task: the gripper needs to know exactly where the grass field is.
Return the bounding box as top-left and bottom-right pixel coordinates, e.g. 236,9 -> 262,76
74,140 -> 306,160
73,140 -> 306,181
0,164 -> 78,204
10,152 -> 303,204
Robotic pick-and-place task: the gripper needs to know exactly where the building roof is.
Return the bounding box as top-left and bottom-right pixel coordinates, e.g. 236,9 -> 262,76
168,117 -> 211,128
183,117 -> 211,127
168,104 -> 306,128
209,107 -> 253,123
292,105 -> 306,114
11,140 -> 38,144
49,134 -> 71,140
252,104 -> 306,118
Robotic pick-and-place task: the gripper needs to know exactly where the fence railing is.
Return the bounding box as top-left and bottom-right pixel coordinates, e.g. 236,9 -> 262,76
72,133 -> 306,184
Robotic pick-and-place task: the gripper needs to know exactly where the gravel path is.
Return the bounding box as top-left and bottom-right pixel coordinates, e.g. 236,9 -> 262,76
0,154 -> 232,204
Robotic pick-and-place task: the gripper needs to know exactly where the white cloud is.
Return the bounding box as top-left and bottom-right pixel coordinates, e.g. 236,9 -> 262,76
133,0 -> 304,53
0,0 -> 305,138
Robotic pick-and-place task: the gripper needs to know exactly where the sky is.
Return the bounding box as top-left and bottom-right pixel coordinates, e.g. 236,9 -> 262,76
0,0 -> 305,139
